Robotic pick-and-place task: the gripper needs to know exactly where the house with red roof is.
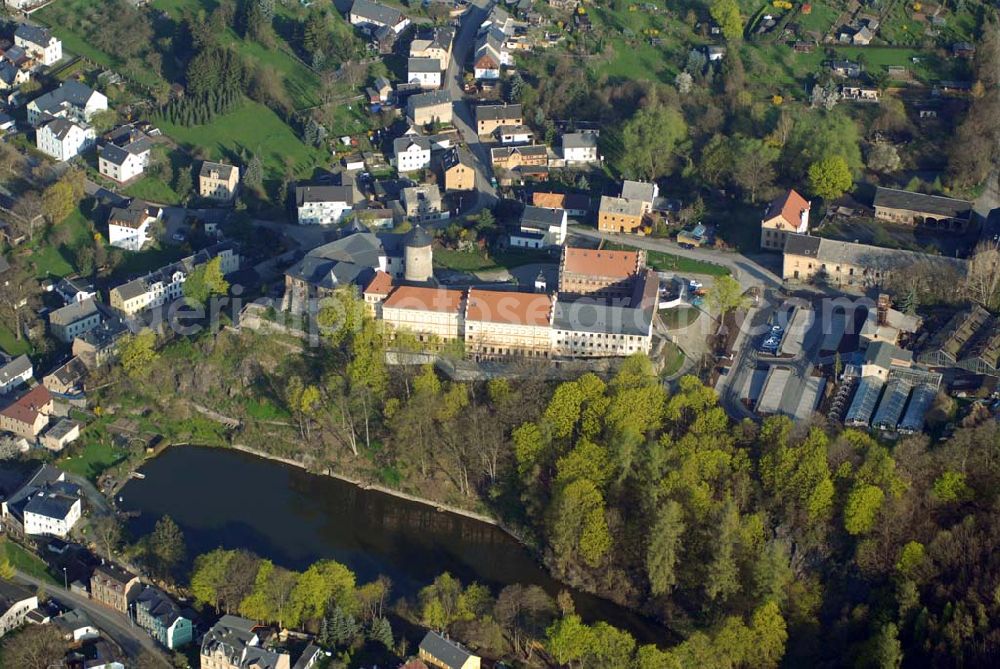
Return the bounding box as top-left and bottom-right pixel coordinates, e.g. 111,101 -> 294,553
761,189 -> 811,250
0,385 -> 53,439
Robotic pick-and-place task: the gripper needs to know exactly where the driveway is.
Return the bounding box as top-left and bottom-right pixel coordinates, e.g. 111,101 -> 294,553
15,571 -> 171,667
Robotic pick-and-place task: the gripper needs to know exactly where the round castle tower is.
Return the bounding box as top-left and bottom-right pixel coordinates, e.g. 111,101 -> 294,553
403,225 -> 433,283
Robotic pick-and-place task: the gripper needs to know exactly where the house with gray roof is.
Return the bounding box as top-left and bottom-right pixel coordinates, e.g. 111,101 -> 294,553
561,131 -> 600,163
418,631 -> 481,669
14,23 -> 61,66
49,296 -> 102,343
1,464 -> 81,539
408,57 -> 442,89
201,615 -> 290,669
407,89 -> 453,126
873,186 -> 973,231
0,355 -> 32,395
782,233 -> 967,287
349,0 -> 409,33
0,580 -> 38,640
133,585 -> 193,650
511,205 -> 567,248
108,242 -> 240,316
98,127 -> 153,183
27,80 -> 107,126
296,183 -> 361,226
72,317 -> 129,369
35,114 -> 95,161
394,134 -> 432,172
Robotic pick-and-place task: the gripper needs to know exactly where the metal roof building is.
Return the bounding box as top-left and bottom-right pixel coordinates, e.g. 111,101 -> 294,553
755,366 -> 792,415
898,383 -> 938,434
845,376 -> 885,427
871,377 -> 913,431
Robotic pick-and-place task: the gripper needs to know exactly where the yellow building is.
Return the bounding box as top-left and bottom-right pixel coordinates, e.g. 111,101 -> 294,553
782,233 -> 967,288
442,148 -> 475,191
597,195 -> 645,234
382,285 -> 465,342
760,188 -> 810,250
418,631 -> 481,669
199,161 -> 240,201
463,288 -> 553,358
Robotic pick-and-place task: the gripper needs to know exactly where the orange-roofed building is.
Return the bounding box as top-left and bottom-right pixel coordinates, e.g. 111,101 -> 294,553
558,246 -> 647,298
362,270 -> 394,317
0,385 -> 53,439
464,289 -> 553,358
382,285 -> 465,342
531,192 -> 591,217
761,189 -> 810,251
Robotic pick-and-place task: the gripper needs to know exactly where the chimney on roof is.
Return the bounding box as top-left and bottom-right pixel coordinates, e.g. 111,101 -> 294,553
877,294 -> 890,326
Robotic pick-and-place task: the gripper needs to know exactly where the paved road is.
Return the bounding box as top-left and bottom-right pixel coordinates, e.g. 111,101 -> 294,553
567,226 -> 784,291
446,0 -> 498,215
15,571 -> 171,667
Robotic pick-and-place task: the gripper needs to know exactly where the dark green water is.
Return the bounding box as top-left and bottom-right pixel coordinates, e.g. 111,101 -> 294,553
119,445 -> 668,644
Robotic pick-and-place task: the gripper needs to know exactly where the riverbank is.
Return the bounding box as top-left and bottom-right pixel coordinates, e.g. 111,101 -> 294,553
226,442 -> 503,527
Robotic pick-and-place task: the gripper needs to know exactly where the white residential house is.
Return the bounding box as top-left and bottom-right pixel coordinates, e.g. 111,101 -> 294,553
27,80 -> 107,127
349,0 -> 410,34
23,489 -> 82,537
35,116 -> 95,161
98,129 -> 153,183
14,24 -> 62,67
495,124 -> 533,145
510,206 -> 567,248
407,57 -> 442,89
561,131 -> 600,163
402,184 -> 449,223
0,355 -> 33,395
0,61 -> 31,92
393,135 -> 432,172
108,201 -> 161,251
109,243 -> 240,316
49,298 -> 102,343
409,27 -> 454,68
0,582 -> 38,640
296,184 -> 360,225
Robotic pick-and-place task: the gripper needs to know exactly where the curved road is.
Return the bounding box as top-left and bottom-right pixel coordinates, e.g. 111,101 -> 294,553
15,570 -> 171,667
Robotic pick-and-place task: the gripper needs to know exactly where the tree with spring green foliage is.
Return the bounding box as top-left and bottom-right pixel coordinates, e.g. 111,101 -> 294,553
710,0 -> 743,41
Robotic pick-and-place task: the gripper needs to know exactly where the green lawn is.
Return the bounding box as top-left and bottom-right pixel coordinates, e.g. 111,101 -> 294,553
434,247 -> 552,272
660,305 -> 701,330
1,540 -> 57,584
158,99 -> 327,188
57,439 -> 128,482
244,398 -> 292,421
26,205 -> 95,279
26,245 -> 76,279
434,249 -> 498,271
661,340 -> 686,376
605,242 -> 730,276
110,247 -> 188,282
796,2 -> 840,35
124,176 -> 182,205
645,251 -> 729,276
0,324 -> 32,356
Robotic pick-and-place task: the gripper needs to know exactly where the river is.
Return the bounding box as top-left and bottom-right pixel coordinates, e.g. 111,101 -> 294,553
119,445 -> 668,645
